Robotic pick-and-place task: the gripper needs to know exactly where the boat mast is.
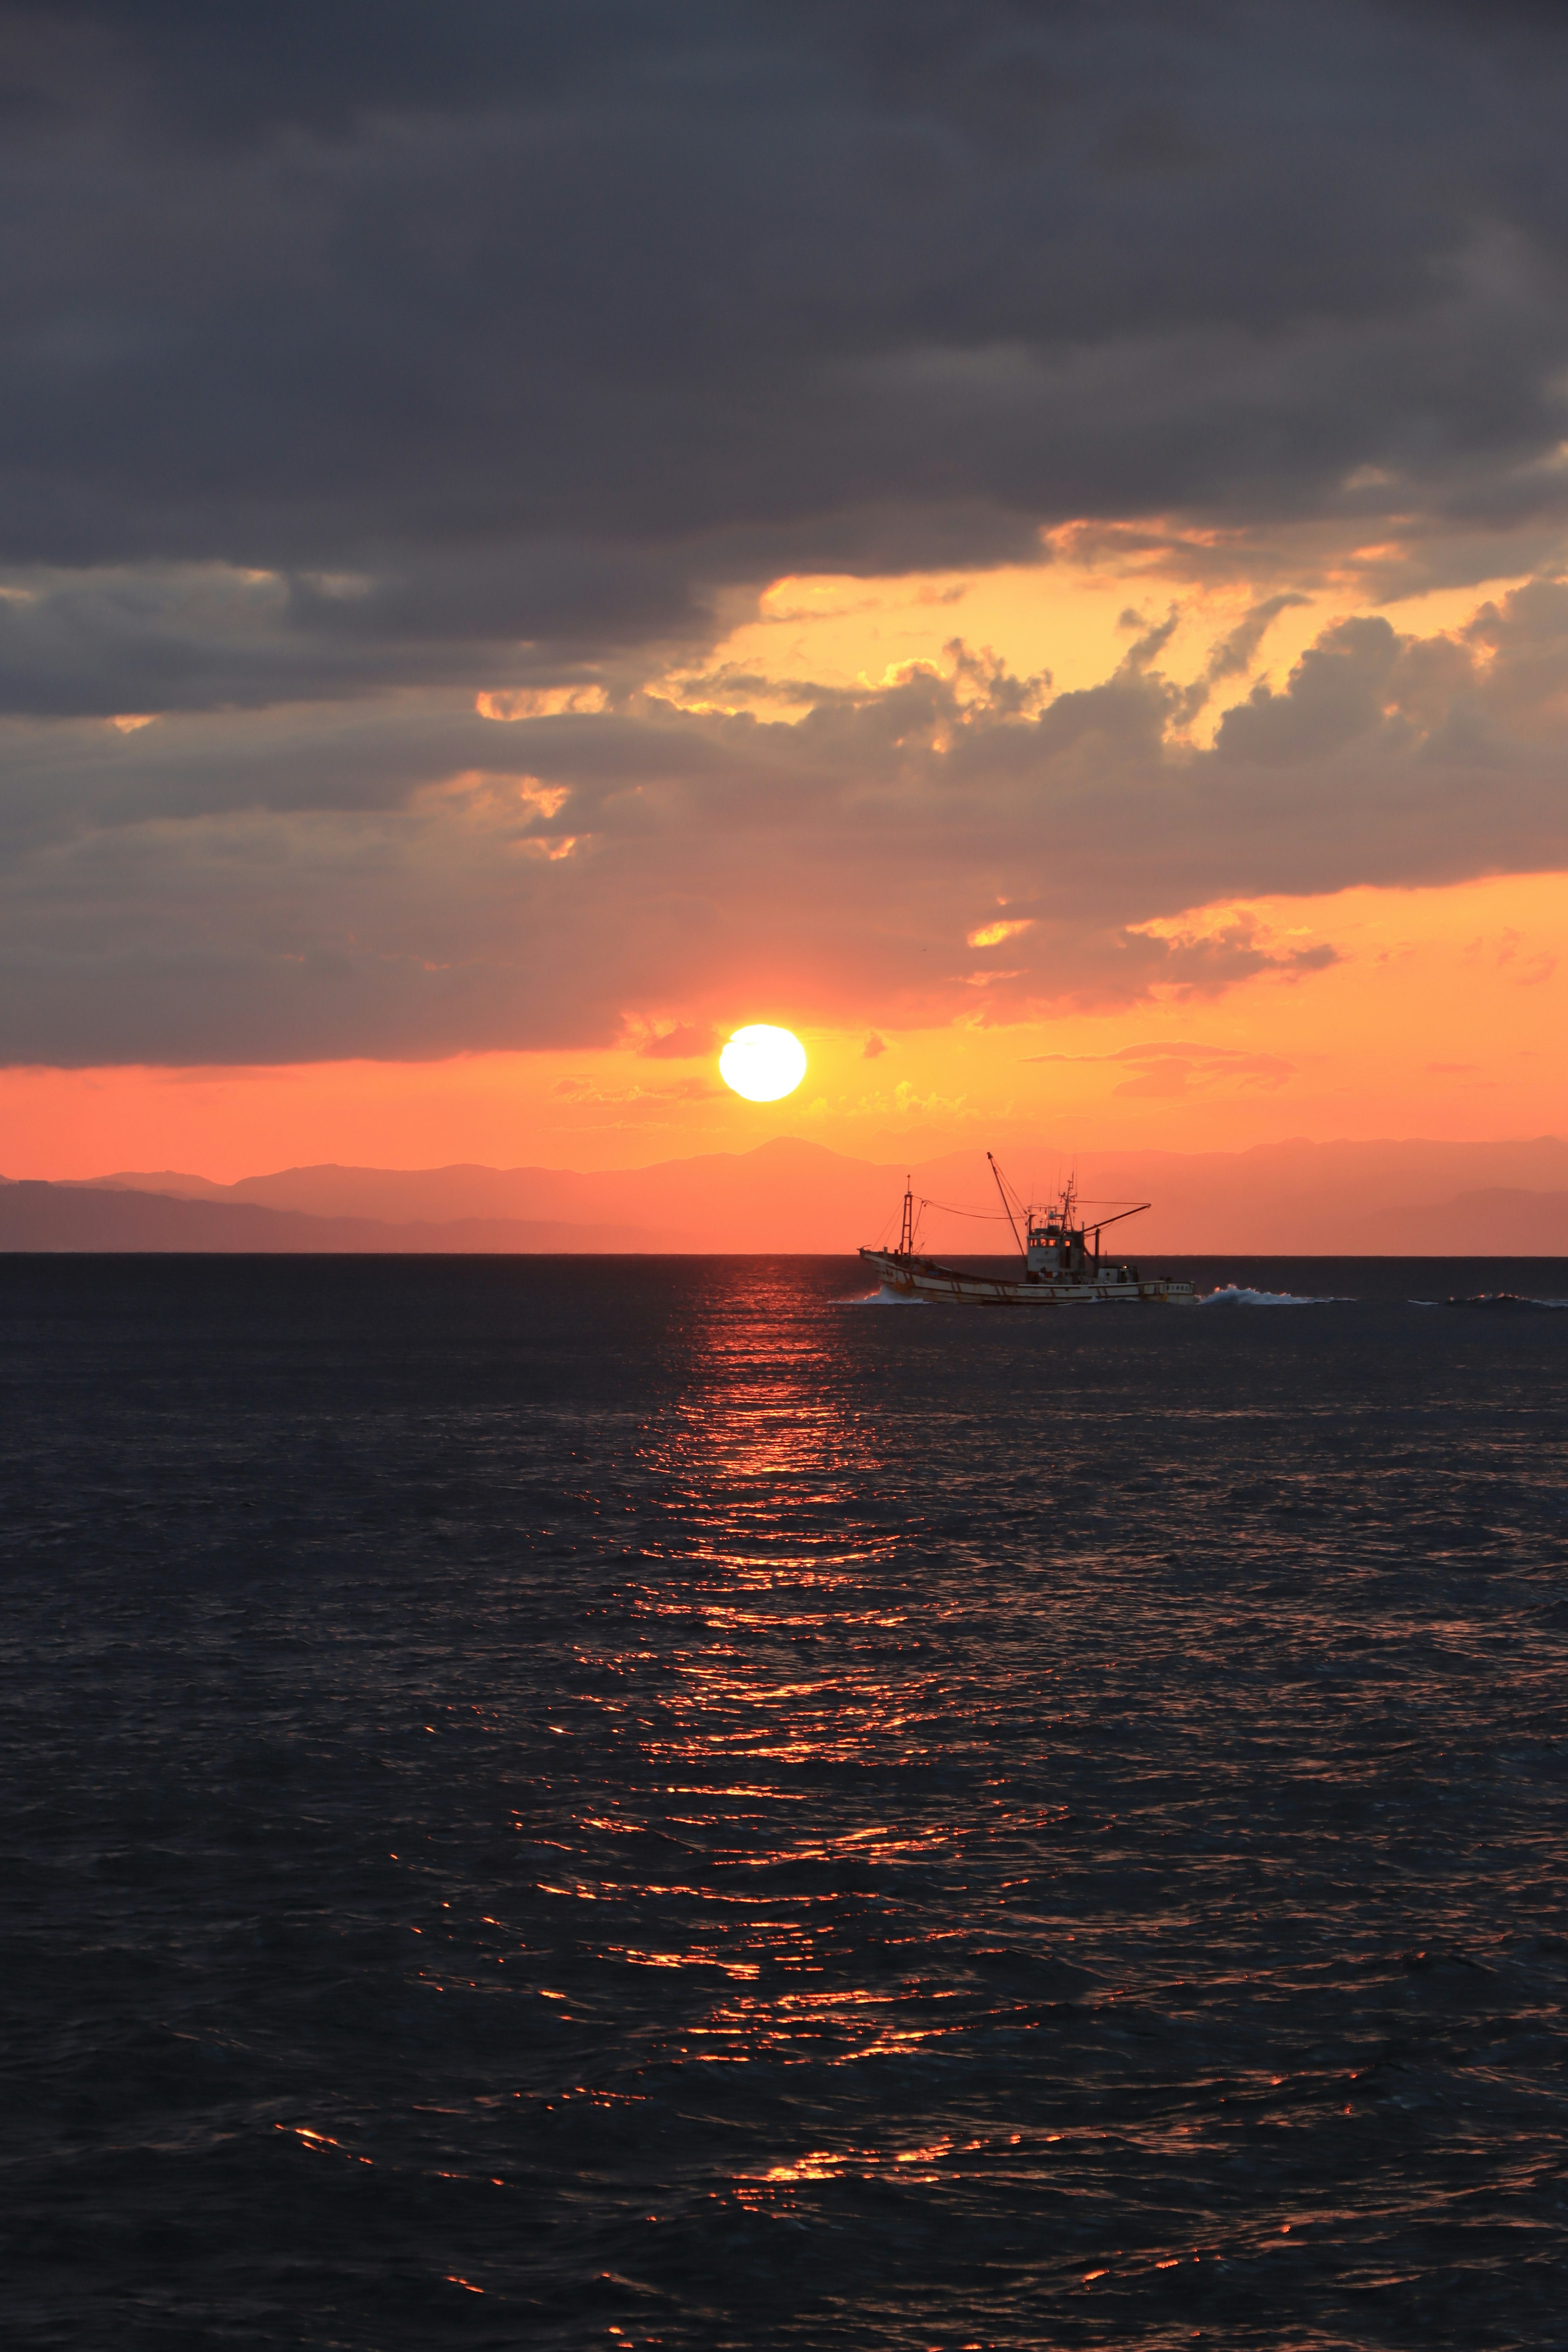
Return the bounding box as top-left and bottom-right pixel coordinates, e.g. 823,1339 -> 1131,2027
987,1152 -> 1028,1264
899,1174 -> 914,1258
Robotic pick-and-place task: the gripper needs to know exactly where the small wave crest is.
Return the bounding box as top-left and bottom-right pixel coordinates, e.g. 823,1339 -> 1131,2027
846,1284 -> 930,1306
1421,1291 -> 1568,1311
1199,1284 -> 1347,1308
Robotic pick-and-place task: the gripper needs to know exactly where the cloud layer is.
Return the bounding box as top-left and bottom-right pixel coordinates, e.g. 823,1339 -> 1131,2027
7,577 -> 1568,1062
7,1 -> 1568,1060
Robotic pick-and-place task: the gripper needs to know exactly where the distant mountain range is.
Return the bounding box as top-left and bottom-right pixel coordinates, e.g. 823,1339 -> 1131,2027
0,1184 -> 681,1255
4,1134 -> 1568,1253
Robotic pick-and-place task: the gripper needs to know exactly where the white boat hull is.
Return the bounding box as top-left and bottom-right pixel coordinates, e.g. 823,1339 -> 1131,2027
859,1247 -> 1195,1306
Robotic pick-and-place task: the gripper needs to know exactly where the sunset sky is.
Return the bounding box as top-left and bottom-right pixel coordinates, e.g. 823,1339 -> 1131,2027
6,1 -> 1568,1181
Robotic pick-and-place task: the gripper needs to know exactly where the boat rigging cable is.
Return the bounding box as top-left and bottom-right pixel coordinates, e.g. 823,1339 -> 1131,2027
916,1199 -> 1013,1221
893,1151 -> 1158,1251
913,1194 -> 1153,1225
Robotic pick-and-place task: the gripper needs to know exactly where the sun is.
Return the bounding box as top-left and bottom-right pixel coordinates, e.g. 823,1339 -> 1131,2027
719,1024 -> 808,1102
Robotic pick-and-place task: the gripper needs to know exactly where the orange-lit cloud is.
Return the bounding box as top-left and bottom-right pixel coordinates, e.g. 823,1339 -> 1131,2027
4,868 -> 1567,1181
11,567 -> 1568,1084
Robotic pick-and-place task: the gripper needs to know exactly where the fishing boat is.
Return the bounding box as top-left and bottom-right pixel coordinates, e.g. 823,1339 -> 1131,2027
860,1155 -> 1195,1306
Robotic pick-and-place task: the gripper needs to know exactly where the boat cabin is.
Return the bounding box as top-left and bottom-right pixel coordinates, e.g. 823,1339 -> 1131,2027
1021,1178 -> 1141,1285
1027,1212 -> 1088,1276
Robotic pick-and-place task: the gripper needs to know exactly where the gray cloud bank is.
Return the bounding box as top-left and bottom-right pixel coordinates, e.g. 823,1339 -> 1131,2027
6,580 -> 1568,1062
7,0 -> 1568,1059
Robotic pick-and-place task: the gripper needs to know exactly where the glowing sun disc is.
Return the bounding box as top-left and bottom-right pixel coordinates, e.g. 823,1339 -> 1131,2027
719,1024 -> 808,1102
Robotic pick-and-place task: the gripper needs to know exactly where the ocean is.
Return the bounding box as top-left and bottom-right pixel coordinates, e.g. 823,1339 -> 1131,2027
3,1254 -> 1567,2350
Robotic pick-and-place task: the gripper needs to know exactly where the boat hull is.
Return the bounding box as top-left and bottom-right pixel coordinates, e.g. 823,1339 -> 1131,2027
859,1247 -> 1195,1305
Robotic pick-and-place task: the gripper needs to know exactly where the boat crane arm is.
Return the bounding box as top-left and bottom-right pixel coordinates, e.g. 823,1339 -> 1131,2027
986,1152 -> 1029,1262
1078,1201 -> 1151,1239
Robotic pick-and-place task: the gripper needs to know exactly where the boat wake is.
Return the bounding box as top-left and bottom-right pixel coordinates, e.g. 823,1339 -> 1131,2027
1199,1284 -> 1348,1308
849,1284 -> 931,1306
1413,1291 -> 1568,1310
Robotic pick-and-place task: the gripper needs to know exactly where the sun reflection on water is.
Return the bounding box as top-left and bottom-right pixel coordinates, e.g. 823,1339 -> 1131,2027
548,1268 -> 969,2094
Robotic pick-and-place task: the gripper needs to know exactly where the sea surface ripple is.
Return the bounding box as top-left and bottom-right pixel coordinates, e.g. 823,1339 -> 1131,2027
2,1254 -> 1567,2350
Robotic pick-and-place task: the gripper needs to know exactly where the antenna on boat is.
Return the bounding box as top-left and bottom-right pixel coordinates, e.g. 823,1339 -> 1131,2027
987,1152 -> 1029,1264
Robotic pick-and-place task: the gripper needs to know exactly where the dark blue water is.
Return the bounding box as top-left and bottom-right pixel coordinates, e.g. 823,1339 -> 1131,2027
3,1255 -> 1567,2350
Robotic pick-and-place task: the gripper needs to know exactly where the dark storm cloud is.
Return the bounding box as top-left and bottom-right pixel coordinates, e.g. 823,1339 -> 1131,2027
4,0 -> 1568,701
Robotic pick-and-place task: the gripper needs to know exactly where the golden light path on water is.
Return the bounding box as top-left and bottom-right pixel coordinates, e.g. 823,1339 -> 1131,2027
597,1282 -> 964,2103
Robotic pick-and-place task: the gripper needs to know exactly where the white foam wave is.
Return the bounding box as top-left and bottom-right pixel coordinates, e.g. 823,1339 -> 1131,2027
846,1284 -> 930,1306
1198,1284 -> 1347,1308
